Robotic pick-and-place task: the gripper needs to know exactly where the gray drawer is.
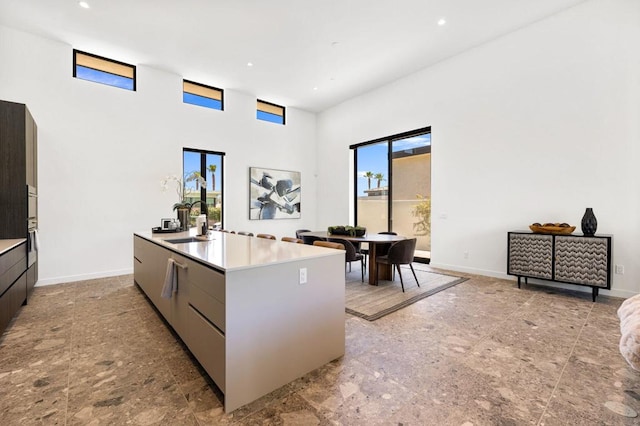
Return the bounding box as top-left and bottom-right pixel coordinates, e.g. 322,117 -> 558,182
189,282 -> 225,333
172,253 -> 225,304
187,303 -> 226,392
0,243 -> 26,297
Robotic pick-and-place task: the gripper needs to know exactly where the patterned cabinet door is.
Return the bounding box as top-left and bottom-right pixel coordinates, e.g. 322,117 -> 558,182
554,236 -> 609,288
508,233 -> 553,279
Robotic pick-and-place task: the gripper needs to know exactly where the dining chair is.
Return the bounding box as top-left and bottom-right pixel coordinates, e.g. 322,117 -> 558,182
237,231 -> 254,236
313,241 -> 345,250
360,231 -> 396,257
302,235 -> 324,246
256,233 -> 276,240
282,236 -> 304,244
295,229 -> 311,239
375,238 -> 419,292
329,237 -> 365,282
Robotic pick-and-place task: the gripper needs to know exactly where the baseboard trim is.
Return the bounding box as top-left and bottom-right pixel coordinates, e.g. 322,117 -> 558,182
429,262 -> 635,300
36,268 -> 133,287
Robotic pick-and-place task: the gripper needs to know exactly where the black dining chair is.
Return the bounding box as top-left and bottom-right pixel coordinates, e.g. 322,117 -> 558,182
302,235 -> 324,246
375,238 -> 419,292
329,237 -> 365,282
360,231 -> 396,258
295,229 -> 311,239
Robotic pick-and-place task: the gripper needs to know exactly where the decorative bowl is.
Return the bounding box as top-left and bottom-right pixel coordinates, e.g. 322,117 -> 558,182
529,223 -> 576,234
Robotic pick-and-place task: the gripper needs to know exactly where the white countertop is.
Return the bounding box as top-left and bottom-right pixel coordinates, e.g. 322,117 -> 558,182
0,239 -> 26,256
135,229 -> 343,272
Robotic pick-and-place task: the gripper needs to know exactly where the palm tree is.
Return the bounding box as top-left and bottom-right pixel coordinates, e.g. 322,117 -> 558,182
208,164 -> 217,208
207,164 -> 217,192
374,173 -> 385,188
186,171 -> 205,190
364,171 -> 374,190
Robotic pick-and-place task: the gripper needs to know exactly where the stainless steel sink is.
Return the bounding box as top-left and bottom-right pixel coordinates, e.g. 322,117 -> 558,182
164,237 -> 213,244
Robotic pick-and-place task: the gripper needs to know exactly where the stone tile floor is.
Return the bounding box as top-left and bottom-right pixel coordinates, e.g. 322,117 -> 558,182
1,268 -> 639,425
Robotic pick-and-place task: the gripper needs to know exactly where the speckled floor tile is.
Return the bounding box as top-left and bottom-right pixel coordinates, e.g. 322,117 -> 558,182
1,271 -> 639,425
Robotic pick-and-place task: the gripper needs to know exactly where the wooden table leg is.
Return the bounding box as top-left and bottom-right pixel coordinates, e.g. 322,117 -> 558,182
368,242 -> 392,285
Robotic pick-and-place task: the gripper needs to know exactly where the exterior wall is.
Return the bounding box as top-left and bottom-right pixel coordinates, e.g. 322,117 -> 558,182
392,153 -> 431,199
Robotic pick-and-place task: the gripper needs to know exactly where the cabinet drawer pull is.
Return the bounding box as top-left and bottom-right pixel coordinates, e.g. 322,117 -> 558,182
173,261 -> 188,270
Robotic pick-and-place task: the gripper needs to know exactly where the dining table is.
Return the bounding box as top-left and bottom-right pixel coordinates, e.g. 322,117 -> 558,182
299,231 -> 407,285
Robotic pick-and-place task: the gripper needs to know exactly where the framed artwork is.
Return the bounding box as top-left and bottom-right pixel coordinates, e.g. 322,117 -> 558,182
250,167 -> 301,220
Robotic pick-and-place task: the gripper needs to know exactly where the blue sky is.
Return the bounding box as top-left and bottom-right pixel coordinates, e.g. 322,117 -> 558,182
75,66 -> 133,90
356,133 -> 430,196
183,151 -> 222,193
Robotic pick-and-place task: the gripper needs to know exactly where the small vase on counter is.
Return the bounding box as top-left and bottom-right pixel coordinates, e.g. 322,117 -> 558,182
581,207 -> 597,236
177,208 -> 190,231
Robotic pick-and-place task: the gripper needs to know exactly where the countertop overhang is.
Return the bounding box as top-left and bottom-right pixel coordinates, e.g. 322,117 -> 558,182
0,239 -> 26,256
134,229 -> 343,272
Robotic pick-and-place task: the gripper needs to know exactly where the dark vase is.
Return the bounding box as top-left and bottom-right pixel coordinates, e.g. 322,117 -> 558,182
581,207 -> 597,236
177,208 -> 190,231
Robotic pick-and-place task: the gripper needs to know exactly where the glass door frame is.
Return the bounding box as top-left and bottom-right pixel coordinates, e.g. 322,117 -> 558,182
350,126 -> 431,233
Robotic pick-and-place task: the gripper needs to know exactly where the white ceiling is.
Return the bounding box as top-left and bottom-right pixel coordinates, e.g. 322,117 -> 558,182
0,0 -> 586,112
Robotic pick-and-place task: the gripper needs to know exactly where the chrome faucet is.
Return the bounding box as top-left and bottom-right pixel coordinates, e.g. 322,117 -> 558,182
190,200 -> 209,235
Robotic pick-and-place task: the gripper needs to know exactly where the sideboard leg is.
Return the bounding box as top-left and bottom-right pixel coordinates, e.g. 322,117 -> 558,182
592,287 -> 599,302
517,276 -> 521,288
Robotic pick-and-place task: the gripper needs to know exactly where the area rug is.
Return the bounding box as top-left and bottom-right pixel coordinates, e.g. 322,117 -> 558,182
345,265 -> 468,321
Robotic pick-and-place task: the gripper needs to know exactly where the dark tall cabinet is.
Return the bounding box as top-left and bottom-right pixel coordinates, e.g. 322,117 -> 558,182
0,100 -> 38,322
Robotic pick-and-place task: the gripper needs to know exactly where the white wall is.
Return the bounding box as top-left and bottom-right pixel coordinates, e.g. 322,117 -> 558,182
317,0 -> 640,297
0,25 -> 318,285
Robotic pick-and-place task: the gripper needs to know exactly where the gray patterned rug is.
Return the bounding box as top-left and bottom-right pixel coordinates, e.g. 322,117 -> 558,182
345,265 -> 467,321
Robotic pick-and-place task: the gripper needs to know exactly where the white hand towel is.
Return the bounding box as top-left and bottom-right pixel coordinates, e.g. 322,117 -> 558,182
33,230 -> 40,251
161,258 -> 177,299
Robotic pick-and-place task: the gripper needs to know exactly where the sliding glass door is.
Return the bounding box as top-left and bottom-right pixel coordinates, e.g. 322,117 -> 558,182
352,128 -> 431,259
391,133 -> 431,256
354,141 -> 389,234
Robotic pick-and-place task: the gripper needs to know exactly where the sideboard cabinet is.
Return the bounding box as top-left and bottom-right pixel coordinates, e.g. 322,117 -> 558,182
507,231 -> 611,301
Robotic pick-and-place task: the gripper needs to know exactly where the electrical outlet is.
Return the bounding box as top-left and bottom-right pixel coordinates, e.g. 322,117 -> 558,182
615,264 -> 625,275
463,251 -> 469,259
299,268 -> 308,284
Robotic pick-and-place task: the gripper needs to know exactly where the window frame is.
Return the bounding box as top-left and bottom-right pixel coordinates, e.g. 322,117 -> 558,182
183,147 -> 225,229
73,49 -> 136,91
183,79 -> 224,111
256,99 -> 286,125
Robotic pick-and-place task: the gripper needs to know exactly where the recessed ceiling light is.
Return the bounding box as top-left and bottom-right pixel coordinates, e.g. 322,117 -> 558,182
78,1 -> 90,8
247,62 -> 253,67
437,18 -> 446,26
313,87 -> 318,91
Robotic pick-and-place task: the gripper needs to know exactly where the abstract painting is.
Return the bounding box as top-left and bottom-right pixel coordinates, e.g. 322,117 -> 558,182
249,167 -> 301,220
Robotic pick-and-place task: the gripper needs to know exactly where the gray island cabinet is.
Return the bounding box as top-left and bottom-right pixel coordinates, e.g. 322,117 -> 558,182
133,230 -> 345,412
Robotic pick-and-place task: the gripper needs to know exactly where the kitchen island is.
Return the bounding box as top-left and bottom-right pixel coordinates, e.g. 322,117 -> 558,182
133,229 -> 345,413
